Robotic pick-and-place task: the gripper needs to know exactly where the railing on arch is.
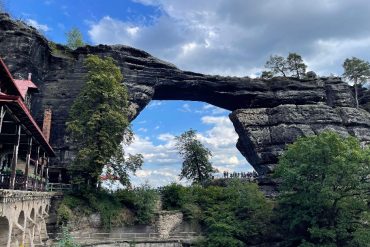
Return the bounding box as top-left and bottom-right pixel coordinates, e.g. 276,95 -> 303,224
53,231 -> 201,242
46,183 -> 72,192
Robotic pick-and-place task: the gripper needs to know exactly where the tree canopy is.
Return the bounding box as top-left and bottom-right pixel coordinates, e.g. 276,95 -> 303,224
264,53 -> 307,78
175,129 -> 216,184
343,57 -> 370,108
66,27 -> 85,50
274,132 -> 370,246
67,55 -> 142,189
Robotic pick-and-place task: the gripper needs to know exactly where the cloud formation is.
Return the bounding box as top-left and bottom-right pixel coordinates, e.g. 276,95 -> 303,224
127,115 -> 251,187
88,0 -> 370,76
26,19 -> 51,32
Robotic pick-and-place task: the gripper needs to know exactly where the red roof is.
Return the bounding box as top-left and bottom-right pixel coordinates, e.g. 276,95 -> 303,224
0,58 -> 24,99
14,79 -> 38,99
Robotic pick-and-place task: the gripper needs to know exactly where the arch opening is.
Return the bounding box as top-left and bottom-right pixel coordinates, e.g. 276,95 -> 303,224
18,211 -> 25,225
30,208 -> 35,221
124,100 -> 255,188
0,217 -> 9,246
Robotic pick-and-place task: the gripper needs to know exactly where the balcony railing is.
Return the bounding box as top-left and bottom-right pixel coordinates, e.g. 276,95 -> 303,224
0,174 -> 47,191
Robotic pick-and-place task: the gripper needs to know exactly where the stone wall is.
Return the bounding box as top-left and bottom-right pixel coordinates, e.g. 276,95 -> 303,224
155,211 -> 183,239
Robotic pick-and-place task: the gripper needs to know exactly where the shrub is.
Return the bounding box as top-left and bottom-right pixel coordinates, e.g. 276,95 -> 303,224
161,183 -> 191,210
115,184 -> 159,224
55,227 -> 80,247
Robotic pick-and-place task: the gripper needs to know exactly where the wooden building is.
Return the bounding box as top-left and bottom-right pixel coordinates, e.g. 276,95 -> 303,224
0,58 -> 55,190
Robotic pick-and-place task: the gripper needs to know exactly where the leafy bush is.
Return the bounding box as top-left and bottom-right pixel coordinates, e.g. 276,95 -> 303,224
161,183 -> 191,210
160,181 -> 274,246
115,184 -> 159,224
57,204 -> 73,226
55,227 -> 80,247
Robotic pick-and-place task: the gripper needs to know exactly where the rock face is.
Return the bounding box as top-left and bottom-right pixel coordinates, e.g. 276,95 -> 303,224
1,13 -> 370,176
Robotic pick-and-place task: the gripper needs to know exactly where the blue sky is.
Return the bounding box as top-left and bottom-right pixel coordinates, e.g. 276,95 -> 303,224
6,0 -> 370,187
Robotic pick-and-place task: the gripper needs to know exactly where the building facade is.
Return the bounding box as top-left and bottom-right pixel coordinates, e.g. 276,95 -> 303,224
0,58 -> 55,191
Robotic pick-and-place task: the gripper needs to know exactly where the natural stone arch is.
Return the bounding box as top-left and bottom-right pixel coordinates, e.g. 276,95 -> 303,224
0,13 -> 370,179
0,217 -> 9,246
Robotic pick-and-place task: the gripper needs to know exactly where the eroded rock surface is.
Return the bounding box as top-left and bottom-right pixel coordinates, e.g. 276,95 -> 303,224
1,13 -> 370,175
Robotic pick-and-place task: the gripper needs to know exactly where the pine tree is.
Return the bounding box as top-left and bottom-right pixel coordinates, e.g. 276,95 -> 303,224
343,57 -> 370,108
175,129 -> 216,184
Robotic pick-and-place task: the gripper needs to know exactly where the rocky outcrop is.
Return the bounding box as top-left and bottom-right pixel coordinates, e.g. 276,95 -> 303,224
1,13 -> 370,176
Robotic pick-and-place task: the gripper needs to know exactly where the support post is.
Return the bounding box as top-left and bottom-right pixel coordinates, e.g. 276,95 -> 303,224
40,152 -> 45,190
0,106 -> 5,133
24,137 -> 33,190
10,125 -> 21,190
34,146 -> 40,191
45,157 -> 49,187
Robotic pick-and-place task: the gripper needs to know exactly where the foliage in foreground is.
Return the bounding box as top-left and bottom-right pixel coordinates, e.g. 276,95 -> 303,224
161,181 -> 274,246
67,55 -> 143,189
57,185 -> 159,229
275,132 -> 370,247
55,227 -> 80,247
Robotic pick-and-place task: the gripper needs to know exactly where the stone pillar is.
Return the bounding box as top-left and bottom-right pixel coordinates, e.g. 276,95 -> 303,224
42,108 -> 52,143
7,221 -> 13,247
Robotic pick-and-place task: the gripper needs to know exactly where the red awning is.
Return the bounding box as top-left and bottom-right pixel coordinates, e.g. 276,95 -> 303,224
0,58 -> 24,99
14,79 -> 38,99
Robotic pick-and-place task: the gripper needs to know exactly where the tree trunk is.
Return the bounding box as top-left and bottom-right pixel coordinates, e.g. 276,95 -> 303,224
354,80 -> 359,108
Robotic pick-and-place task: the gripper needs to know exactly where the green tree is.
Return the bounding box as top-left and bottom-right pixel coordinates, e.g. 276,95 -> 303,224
343,57 -> 370,108
66,27 -> 85,50
265,53 -> 307,78
287,52 -> 307,78
275,132 -> 370,247
67,55 -> 142,189
265,55 -> 289,77
175,129 -> 216,184
260,70 -> 273,79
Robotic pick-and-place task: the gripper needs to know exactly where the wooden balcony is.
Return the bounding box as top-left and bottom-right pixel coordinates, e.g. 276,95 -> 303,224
0,174 -> 47,191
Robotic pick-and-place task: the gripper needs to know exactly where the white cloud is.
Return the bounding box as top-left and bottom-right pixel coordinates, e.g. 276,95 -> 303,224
88,0 -> 370,77
26,19 -> 51,32
179,103 -> 191,112
127,115 -> 252,187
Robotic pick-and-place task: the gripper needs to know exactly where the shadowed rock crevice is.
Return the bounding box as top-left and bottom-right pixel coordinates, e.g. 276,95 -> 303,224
1,13 -> 370,176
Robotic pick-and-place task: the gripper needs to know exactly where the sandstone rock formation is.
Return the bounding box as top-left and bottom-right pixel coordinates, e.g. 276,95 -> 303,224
1,13 -> 370,177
